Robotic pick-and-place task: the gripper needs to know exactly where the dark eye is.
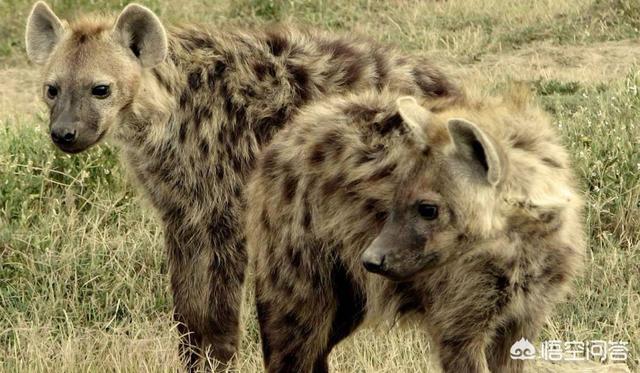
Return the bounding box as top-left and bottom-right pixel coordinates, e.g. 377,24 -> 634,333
91,85 -> 111,98
46,85 -> 58,99
417,203 -> 438,220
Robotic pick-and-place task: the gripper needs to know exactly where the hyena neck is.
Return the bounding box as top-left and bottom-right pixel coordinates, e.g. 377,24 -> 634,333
112,64 -> 178,152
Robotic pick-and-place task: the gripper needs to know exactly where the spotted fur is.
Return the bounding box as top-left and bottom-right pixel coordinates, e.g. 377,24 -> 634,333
247,87 -> 585,372
26,2 -> 460,370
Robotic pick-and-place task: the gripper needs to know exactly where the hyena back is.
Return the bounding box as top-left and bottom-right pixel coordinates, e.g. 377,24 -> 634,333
247,88 -> 585,372
25,2 -> 459,370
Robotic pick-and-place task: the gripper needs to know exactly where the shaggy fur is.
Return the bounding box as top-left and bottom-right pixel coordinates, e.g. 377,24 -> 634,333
25,2 -> 460,370
247,87 -> 585,372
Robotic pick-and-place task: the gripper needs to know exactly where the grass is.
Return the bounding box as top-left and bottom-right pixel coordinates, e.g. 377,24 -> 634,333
1,0 -> 639,371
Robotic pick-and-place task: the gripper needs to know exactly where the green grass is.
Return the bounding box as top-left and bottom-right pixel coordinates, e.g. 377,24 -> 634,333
1,0 -> 639,371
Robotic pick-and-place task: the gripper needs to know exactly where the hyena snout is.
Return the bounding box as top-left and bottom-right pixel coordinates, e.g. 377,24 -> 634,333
49,118 -> 104,154
362,235 -> 438,280
50,125 -> 77,147
361,243 -> 387,275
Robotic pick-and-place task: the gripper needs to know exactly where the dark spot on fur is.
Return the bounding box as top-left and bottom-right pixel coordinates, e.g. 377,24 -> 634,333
484,262 -> 511,312
319,39 -> 362,86
188,69 -> 202,90
322,173 -> 345,196
287,62 -> 311,104
179,90 -> 189,109
234,185 -> 243,201
207,60 -> 227,91
343,103 -> 378,122
301,204 -> 312,231
231,152 -> 245,171
179,120 -> 188,143
215,164 -> 224,180
367,162 -> 396,182
282,174 -> 299,204
542,157 -> 562,168
289,247 -> 302,268
178,30 -> 213,50
207,207 -> 237,248
199,139 -> 210,156
214,60 -> 227,76
363,198 -> 388,222
254,61 -> 277,80
255,107 -> 289,145
265,31 -> 288,56
261,209 -> 271,230
233,106 -> 246,127
343,62 -> 363,87
377,113 -> 404,136
412,66 -> 449,97
320,39 -> 358,60
512,135 -> 535,150
320,130 -> 344,158
355,147 -> 382,165
193,106 -> 212,132
309,143 -> 326,165
372,50 -> 389,90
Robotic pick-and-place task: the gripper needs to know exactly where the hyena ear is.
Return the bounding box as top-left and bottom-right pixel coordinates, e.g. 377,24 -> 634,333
396,96 -> 430,151
113,3 -> 167,68
447,118 -> 505,187
25,2 -> 65,65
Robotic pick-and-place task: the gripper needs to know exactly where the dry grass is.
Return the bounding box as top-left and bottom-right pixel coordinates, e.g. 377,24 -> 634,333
1,0 -> 639,372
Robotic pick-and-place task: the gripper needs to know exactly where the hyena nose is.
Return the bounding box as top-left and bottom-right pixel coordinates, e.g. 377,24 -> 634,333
362,253 -> 386,274
51,127 -> 77,145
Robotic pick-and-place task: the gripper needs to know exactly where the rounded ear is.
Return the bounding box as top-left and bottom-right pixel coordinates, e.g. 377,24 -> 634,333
113,3 -> 167,68
25,1 -> 65,65
396,96 -> 430,150
447,118 -> 505,187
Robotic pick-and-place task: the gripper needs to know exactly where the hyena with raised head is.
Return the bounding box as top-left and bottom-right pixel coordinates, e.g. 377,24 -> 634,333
247,87 -> 585,372
25,2 -> 459,370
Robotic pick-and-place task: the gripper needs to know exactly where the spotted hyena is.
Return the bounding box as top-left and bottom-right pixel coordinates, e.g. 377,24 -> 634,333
247,87 -> 585,372
25,2 -> 460,370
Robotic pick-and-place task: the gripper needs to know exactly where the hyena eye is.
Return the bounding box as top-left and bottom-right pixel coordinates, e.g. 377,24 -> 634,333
91,85 -> 111,99
46,85 -> 58,100
417,203 -> 439,220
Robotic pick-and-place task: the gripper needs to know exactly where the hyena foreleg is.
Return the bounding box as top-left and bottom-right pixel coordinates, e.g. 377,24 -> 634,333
168,221 -> 247,372
255,250 -> 365,373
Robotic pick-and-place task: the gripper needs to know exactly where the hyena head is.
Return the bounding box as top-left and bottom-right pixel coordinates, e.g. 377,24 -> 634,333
362,96 -> 508,280
25,2 -> 167,153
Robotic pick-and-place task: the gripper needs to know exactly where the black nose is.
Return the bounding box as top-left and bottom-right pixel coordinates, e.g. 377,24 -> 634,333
51,127 -> 77,145
362,254 -> 385,274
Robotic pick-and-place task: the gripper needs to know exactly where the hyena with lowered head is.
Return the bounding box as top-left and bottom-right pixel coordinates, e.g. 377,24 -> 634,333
247,87 -> 585,372
25,1 -> 459,370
